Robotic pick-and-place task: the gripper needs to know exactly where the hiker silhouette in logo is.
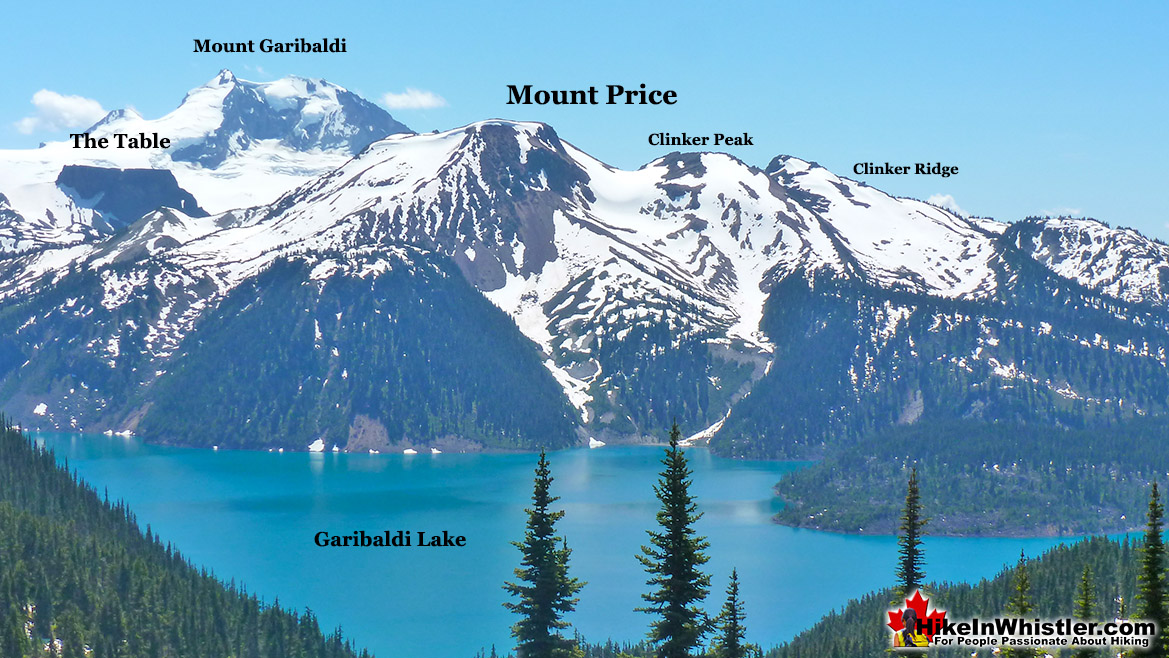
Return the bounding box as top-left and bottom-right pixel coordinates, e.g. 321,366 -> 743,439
894,606 -> 929,648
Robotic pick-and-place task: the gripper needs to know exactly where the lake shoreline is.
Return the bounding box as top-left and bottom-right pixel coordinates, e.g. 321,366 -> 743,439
770,514 -> 1143,539
35,431 -> 1081,658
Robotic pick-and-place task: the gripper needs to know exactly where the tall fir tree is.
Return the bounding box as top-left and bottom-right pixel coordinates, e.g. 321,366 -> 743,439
637,422 -> 712,657
1073,565 -> 1099,658
1138,482 -> 1168,658
504,449 -> 585,658
895,467 -> 927,599
1002,551 -> 1037,658
711,569 -> 751,658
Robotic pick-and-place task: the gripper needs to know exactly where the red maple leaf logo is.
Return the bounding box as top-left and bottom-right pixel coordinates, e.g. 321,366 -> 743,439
887,590 -> 947,641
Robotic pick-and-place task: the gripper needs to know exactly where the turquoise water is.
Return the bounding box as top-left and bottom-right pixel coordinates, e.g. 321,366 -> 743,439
36,433 -> 1072,658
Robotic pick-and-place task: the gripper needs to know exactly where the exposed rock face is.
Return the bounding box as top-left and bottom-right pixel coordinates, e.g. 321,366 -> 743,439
57,165 -> 208,231
346,414 -> 391,453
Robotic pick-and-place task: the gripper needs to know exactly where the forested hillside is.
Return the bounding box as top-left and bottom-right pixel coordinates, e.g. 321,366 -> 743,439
136,252 -> 580,451
714,268 -> 1169,461
0,418 -> 371,657
771,536 -> 1137,658
774,417 -> 1169,535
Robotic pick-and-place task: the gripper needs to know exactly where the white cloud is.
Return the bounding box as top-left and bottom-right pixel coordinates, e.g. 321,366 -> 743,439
381,88 -> 447,110
14,89 -> 108,135
1039,206 -> 1083,218
927,193 -> 970,218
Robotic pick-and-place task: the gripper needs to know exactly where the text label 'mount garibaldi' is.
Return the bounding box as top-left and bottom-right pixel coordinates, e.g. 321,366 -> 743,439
193,38 -> 347,53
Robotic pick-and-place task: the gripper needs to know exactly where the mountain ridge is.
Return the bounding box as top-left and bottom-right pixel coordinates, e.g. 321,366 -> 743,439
1,114 -> 1166,456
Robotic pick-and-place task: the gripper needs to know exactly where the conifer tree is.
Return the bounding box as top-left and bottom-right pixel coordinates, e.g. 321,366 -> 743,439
1,605 -> 32,658
1073,565 -> 1100,658
1138,482 -> 1168,658
504,449 -> 584,658
638,422 -> 712,657
58,604 -> 86,658
896,467 -> 927,598
711,569 -> 750,658
1002,551 -> 1037,658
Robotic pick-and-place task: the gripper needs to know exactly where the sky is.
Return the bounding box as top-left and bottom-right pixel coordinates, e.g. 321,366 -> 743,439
3,1 -> 1167,237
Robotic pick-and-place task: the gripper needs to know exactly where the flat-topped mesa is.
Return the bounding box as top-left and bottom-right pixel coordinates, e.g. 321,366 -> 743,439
56,165 -> 207,232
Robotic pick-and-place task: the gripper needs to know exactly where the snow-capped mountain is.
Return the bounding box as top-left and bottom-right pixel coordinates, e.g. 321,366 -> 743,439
9,122 -> 1009,408
88,70 -> 410,168
1007,216 -> 1169,307
2,119 -> 1167,455
0,70 -> 411,252
197,122 -> 1011,341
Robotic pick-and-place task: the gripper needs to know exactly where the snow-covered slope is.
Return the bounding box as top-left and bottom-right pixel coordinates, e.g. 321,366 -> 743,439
765,156 -> 1006,297
0,70 -> 411,252
0,120 -> 1024,425
122,124 -> 1019,402
1008,217 -> 1169,307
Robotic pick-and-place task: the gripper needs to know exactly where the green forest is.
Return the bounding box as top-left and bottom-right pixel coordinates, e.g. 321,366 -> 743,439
0,250 -> 581,452
770,470 -> 1169,658
774,417 -> 1169,535
770,537 -> 1140,657
138,252 -> 580,451
494,426 -> 759,658
715,267 -> 1169,462
0,417 -> 370,658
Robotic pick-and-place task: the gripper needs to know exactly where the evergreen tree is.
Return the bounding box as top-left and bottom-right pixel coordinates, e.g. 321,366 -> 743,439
895,467 -> 927,598
58,604 -> 86,658
1138,482 -> 1168,658
1,605 -> 32,657
1002,551 -> 1037,658
637,422 -> 712,657
504,449 -> 584,658
1073,565 -> 1100,658
711,569 -> 751,658
0,419 -> 365,658
769,535 -> 1142,658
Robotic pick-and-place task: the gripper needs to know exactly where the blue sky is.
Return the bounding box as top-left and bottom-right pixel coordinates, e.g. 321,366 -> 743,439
4,1 -> 1167,236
